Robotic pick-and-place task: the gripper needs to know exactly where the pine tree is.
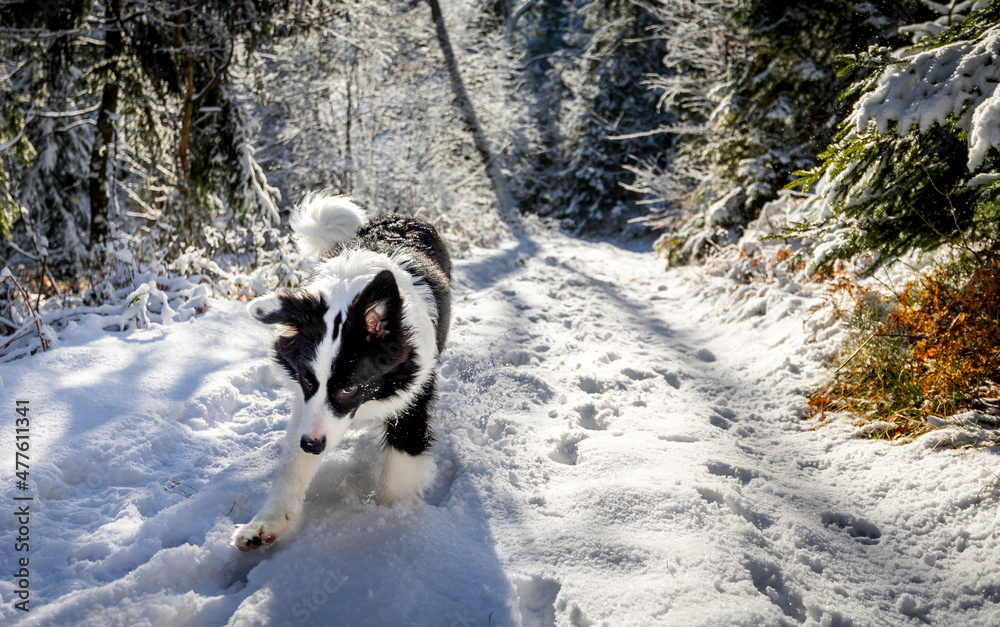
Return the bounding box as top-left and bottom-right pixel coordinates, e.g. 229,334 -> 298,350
792,2 -> 1000,271
630,0 -> 930,262
549,0 -> 675,233
504,0 -> 574,215
622,0 -> 743,230
0,0 -> 322,292
0,0 -> 94,275
709,0 -> 928,217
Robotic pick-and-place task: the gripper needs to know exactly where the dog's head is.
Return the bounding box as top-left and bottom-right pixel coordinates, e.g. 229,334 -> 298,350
249,270 -> 418,454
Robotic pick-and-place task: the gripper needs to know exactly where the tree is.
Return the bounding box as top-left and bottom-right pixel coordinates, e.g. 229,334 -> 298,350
0,0 -> 323,293
426,0 -> 520,232
88,0 -> 122,250
792,1 -> 1000,271
249,1 -> 530,248
502,0 -> 573,215
629,0 -> 931,262
549,0 -> 675,233
623,0 -> 743,229
0,0 -> 94,276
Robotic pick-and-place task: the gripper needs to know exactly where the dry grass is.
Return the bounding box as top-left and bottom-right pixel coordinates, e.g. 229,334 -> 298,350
812,253 -> 1000,439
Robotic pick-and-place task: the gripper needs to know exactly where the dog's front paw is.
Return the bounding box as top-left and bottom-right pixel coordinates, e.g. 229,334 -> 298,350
233,512 -> 291,552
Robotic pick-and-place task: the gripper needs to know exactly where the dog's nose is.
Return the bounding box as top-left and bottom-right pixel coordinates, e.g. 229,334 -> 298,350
300,435 -> 327,455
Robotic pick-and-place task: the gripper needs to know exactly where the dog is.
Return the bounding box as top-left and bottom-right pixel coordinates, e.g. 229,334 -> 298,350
234,195 -> 451,551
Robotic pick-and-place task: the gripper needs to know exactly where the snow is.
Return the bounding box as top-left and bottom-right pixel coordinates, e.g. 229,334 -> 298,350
851,25 -> 1000,171
4,232 -> 1000,625
900,1 -> 990,43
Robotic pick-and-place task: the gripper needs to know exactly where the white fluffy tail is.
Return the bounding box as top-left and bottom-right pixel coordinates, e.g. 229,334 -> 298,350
290,194 -> 367,260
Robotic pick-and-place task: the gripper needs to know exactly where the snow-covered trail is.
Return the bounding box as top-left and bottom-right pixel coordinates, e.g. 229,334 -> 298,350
3,232 -> 1000,626
448,236 -> 1000,626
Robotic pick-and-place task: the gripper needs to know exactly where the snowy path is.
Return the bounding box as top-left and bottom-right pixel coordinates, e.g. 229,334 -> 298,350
3,233 -> 1000,626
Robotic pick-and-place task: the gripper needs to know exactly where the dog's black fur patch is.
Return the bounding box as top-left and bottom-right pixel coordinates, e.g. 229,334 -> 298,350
236,207 -> 452,552
262,292 -> 328,400
328,270 -> 419,416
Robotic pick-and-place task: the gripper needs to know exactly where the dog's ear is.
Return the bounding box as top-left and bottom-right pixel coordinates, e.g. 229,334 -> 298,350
248,292 -> 287,325
354,270 -> 402,339
249,290 -> 324,328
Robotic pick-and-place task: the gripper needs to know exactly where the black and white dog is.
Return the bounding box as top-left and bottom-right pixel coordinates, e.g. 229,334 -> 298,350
234,196 -> 451,551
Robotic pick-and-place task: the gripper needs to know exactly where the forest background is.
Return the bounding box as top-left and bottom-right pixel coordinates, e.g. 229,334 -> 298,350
1,0 -> 998,432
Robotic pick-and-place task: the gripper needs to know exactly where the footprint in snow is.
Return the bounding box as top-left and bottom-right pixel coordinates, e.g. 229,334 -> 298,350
694,348 -> 716,362
796,459 -> 830,471
821,512 -> 881,545
652,367 -> 681,389
512,575 -> 561,627
708,405 -> 738,429
620,367 -> 657,381
577,375 -> 605,394
598,351 -> 621,364
550,432 -> 587,465
706,461 -> 757,486
575,403 -> 611,431
697,487 -> 774,530
503,349 -> 542,367
708,413 -> 730,430
744,560 -> 805,621
424,451 -> 460,508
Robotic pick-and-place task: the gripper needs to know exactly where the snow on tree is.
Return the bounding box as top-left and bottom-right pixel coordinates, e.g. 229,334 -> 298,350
629,0 -> 930,263
793,2 -> 1000,270
427,0 -> 519,232
252,1 -> 532,248
900,0 -> 991,42
0,0 -> 314,300
546,0 -> 675,234
499,0 -> 574,216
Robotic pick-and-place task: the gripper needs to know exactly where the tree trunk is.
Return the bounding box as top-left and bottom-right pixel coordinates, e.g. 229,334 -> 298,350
175,0 -> 193,240
179,57 -> 194,201
87,0 -> 122,251
426,0 -> 521,232
345,46 -> 355,193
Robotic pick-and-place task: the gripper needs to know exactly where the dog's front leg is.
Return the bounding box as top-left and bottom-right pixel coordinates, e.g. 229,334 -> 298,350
234,404 -> 322,551
376,384 -> 436,505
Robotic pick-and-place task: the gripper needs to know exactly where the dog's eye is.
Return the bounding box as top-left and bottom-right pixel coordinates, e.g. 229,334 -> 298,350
299,374 -> 318,396
341,385 -> 358,395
